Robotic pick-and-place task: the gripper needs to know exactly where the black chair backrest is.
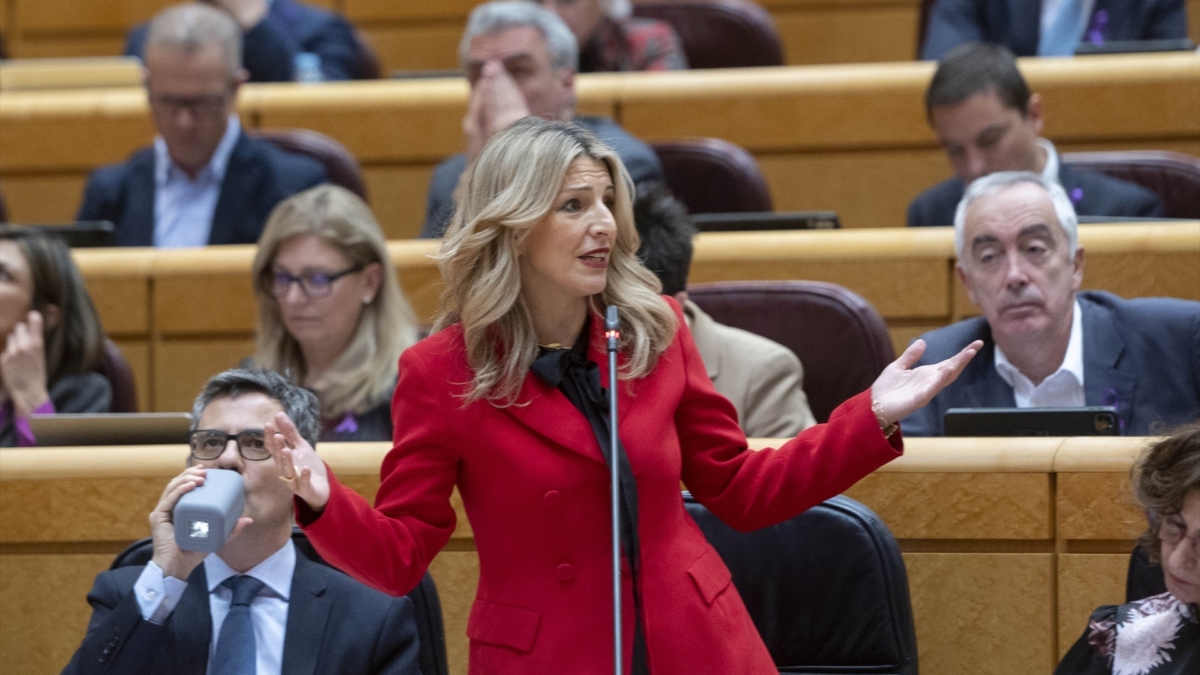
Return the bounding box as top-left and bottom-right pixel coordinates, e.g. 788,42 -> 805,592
111,528 -> 449,675
1125,543 -> 1167,603
633,0 -> 785,68
684,493 -> 918,674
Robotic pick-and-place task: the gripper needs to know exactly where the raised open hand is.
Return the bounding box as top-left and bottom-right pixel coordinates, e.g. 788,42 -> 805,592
266,411 -> 330,512
871,339 -> 983,427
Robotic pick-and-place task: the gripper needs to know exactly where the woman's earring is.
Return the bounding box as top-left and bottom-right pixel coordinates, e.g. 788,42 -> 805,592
362,296 -> 373,305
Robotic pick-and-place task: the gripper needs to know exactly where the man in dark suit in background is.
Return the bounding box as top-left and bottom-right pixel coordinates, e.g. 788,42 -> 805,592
907,42 -> 1162,228
62,368 -> 420,675
902,171 -> 1200,437
419,1 -> 663,238
78,3 -> 326,247
126,0 -> 364,82
921,0 -> 1186,59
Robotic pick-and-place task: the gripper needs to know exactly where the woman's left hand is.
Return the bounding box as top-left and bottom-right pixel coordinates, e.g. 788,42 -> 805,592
0,311 -> 50,418
870,339 -> 983,427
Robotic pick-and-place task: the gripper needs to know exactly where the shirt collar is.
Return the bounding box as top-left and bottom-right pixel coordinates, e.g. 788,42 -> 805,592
154,114 -> 242,187
205,537 -> 295,601
994,297 -> 1084,389
1037,137 -> 1060,184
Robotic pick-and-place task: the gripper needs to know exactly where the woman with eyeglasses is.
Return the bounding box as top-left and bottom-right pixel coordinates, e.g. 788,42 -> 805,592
250,184 -> 419,442
1055,424 -> 1200,675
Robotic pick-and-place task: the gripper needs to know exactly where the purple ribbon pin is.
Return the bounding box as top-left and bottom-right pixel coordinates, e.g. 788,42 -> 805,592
1087,10 -> 1109,46
1069,187 -> 1084,205
1101,387 -> 1126,433
334,412 -> 359,435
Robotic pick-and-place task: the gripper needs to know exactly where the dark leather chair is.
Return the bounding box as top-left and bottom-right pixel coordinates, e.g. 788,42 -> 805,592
633,0 -> 785,68
1125,542 -> 1167,603
651,138 -> 773,214
1061,150 -> 1200,220
352,28 -> 383,80
688,280 -> 895,423
110,528 -> 450,675
684,493 -> 918,674
247,128 -> 369,202
95,338 -> 138,413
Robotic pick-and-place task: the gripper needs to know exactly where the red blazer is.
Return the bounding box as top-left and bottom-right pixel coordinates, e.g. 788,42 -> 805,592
301,298 -> 903,674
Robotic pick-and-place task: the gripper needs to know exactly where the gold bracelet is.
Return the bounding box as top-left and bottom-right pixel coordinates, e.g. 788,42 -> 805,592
872,399 -> 899,439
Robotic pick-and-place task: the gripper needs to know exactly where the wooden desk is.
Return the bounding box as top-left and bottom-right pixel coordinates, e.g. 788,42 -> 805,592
0,436 -> 1151,675
3,53 -> 1197,236
70,222 -> 1200,412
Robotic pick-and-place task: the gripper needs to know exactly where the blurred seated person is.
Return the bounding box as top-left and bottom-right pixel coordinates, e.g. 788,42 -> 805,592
1054,423 -> 1200,675
0,229 -> 111,447
901,171 -> 1200,437
251,185 -> 419,442
633,185 -> 816,437
907,42 -> 1161,228
419,0 -> 664,238
536,0 -> 688,72
79,3 -> 327,247
922,0 -> 1187,59
126,0 -> 364,82
61,368 -> 420,675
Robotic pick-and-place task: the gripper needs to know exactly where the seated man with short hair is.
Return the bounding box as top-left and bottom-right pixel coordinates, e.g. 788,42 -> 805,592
79,3 -> 327,247
126,0 -> 364,82
907,42 -> 1162,228
419,0 -> 663,238
902,171 -> 1200,437
634,185 -> 816,437
62,368 -> 420,675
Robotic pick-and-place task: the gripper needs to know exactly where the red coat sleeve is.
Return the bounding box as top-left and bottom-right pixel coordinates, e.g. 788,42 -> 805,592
672,300 -> 903,532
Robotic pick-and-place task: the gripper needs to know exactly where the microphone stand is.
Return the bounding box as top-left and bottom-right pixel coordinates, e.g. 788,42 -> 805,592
605,305 -> 622,675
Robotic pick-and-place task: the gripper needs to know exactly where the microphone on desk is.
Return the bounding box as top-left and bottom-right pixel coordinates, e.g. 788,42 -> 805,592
174,469 -> 244,552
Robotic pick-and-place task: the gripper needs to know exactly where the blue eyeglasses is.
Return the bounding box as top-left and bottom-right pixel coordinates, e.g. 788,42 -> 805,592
267,266 -> 362,299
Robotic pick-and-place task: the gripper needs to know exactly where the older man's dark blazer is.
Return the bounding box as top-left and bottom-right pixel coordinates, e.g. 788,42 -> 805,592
901,291 -> 1200,437
906,164 -> 1163,227
125,0 -> 362,82
61,551 -> 420,675
921,0 -> 1187,60
76,132 -> 327,247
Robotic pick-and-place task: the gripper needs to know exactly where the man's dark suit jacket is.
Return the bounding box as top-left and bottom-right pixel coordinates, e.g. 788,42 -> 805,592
76,132 -> 327,247
125,0 -> 362,82
921,0 -> 1187,59
419,115 -> 665,238
901,291 -> 1200,437
906,163 -> 1163,227
61,551 -> 420,675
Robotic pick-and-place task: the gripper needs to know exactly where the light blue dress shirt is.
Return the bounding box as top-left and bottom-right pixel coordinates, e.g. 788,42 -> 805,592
1038,0 -> 1097,56
152,114 -> 243,248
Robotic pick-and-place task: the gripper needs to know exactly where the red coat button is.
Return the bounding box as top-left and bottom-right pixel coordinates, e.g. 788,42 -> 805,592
556,563 -> 575,581
543,490 -> 561,508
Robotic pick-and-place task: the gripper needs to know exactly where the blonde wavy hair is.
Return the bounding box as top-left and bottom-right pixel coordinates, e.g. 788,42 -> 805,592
252,185 -> 419,418
435,117 -> 677,405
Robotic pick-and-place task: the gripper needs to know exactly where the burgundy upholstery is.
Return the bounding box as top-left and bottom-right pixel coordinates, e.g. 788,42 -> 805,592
687,281 -> 895,423
1061,150 -> 1200,220
651,138 -> 773,213
352,28 -> 383,80
95,338 -> 138,413
632,0 -> 784,68
248,128 -> 369,202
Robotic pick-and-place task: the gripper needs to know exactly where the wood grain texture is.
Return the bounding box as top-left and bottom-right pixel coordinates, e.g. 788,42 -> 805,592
773,3 -> 919,65
361,163 -> 437,240
0,172 -> 87,223
0,477 -> 164,542
153,339 -> 256,412
1057,553 -> 1128,660
1058,473 -> 1145,541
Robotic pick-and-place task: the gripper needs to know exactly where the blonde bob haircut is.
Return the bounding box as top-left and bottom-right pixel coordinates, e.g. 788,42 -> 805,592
435,117 -> 677,405
252,184 -> 419,418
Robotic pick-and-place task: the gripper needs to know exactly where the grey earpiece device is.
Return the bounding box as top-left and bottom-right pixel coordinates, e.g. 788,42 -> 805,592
173,469 -> 245,552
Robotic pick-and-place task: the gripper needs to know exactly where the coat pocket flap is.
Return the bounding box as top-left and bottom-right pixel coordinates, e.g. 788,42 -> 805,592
466,598 -> 541,653
687,548 -> 732,606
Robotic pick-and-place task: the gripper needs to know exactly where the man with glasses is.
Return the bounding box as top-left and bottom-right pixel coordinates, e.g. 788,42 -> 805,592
77,3 -> 327,247
62,368 -> 420,675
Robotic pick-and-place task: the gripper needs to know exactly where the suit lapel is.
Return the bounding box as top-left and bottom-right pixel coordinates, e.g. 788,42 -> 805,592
1009,0 -> 1042,55
209,132 -> 257,245
961,341 -> 1018,408
1079,295 -> 1136,430
162,564 -> 213,674
281,555 -> 331,675
118,150 -> 158,247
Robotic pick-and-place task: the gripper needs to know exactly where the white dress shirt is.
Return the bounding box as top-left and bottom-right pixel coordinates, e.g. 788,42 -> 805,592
152,114 -> 242,248
133,539 -> 296,675
994,299 -> 1086,408
1037,137 -> 1060,184
1039,0 -> 1097,56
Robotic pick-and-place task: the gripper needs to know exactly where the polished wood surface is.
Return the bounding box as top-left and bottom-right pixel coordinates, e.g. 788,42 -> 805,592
0,436 -> 1147,675
2,53 -> 1196,235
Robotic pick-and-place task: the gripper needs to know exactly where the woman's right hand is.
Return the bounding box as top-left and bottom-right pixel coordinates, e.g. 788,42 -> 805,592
266,411 -> 330,512
0,311 -> 51,418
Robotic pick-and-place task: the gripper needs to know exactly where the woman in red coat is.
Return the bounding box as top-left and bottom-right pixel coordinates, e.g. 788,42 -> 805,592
266,118 -> 981,674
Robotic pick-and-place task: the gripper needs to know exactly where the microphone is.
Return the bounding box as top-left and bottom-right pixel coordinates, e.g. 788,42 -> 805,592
605,305 -> 620,353
174,469 -> 244,552
604,305 -> 622,675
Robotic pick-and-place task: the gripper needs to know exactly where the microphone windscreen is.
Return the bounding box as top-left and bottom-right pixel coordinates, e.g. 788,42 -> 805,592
606,305 -> 619,331
174,469 -> 245,552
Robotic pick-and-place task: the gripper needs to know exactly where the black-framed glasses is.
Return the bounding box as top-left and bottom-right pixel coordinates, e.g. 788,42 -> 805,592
148,92 -> 231,116
189,429 -> 272,461
267,266 -> 362,299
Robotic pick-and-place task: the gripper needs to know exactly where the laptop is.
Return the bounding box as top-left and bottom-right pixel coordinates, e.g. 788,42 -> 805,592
29,413 -> 193,447
943,407 -> 1120,437
1,222 -> 116,247
691,211 -> 841,233
1075,38 -> 1194,55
